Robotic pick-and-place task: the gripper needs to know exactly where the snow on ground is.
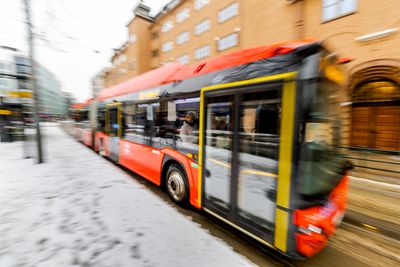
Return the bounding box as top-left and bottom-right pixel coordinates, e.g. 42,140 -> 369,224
0,124 -> 255,267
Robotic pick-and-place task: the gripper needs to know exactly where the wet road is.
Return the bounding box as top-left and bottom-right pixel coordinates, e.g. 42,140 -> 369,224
109,161 -> 400,267
105,160 -> 400,267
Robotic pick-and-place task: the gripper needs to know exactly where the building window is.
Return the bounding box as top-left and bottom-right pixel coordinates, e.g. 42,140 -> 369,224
129,34 -> 137,43
217,33 -> 238,51
128,60 -> 136,69
177,54 -> 190,65
176,8 -> 190,23
194,45 -> 211,60
162,41 -> 174,52
194,19 -> 210,35
114,54 -> 127,66
218,2 -> 239,23
195,0 -> 210,11
322,0 -> 357,21
152,49 -> 159,57
152,31 -> 159,39
162,20 -> 174,32
120,55 -> 127,64
176,31 -> 190,45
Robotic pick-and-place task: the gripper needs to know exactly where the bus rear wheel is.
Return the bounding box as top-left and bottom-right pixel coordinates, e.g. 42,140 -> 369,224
166,164 -> 189,205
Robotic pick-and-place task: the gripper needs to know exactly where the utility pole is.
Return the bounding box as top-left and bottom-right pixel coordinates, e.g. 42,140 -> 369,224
23,0 -> 43,163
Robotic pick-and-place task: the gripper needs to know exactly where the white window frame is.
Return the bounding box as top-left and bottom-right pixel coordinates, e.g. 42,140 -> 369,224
177,54 -> 190,65
176,31 -> 190,45
119,55 -> 127,64
217,33 -> 238,51
129,33 -> 137,43
194,19 -> 210,35
176,7 -> 190,23
194,45 -> 211,60
217,2 -> 239,23
322,0 -> 357,22
162,20 -> 174,33
162,41 -> 174,52
194,0 -> 210,11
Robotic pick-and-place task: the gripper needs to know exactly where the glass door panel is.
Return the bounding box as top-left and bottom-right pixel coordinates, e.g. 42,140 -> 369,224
204,96 -> 233,211
237,90 -> 281,231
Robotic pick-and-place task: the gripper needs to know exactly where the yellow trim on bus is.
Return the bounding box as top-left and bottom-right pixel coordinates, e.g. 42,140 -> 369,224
274,78 -> 296,252
0,110 -> 12,115
198,90 -> 205,207
118,104 -> 122,138
202,72 -> 296,92
106,102 -> 123,107
198,72 -> 297,252
105,102 -> 123,137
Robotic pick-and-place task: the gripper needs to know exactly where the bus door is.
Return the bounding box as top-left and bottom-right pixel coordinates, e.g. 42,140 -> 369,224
200,74 -> 296,251
106,102 -> 122,162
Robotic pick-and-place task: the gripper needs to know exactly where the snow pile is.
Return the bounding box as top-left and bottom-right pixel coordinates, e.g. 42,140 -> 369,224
0,125 -> 255,267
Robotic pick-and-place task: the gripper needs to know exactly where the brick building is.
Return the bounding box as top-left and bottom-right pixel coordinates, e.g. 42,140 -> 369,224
103,0 -> 400,151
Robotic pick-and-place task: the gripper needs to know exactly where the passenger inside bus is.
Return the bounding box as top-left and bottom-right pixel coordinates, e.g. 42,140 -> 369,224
180,111 -> 198,143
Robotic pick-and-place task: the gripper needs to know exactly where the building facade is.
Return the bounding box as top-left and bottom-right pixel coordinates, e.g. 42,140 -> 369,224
61,91 -> 74,118
36,63 -> 65,116
102,0 -> 400,151
91,68 -> 109,98
0,48 -> 32,141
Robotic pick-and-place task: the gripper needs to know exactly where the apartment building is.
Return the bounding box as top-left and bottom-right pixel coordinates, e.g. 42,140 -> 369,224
103,0 -> 400,151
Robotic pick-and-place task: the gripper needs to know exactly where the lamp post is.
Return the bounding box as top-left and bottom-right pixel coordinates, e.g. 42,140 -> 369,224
23,0 -> 43,163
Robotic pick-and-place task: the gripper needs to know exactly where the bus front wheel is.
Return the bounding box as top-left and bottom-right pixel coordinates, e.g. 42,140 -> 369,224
166,164 -> 189,205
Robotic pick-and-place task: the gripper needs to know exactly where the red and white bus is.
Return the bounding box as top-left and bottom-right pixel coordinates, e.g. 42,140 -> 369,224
71,99 -> 93,146
73,40 -> 350,258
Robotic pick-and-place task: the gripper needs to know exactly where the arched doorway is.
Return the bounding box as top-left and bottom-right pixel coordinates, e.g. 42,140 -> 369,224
350,65 -> 400,151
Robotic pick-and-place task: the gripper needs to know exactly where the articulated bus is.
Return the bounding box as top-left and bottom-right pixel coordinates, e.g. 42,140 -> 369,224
71,99 -> 93,146
73,40 -> 350,258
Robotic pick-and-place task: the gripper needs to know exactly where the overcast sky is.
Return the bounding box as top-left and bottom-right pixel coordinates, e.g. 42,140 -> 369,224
0,0 -> 171,101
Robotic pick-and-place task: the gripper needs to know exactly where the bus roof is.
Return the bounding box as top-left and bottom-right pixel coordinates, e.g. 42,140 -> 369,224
169,40 -> 316,81
98,62 -> 184,100
98,40 -> 316,101
71,98 -> 93,109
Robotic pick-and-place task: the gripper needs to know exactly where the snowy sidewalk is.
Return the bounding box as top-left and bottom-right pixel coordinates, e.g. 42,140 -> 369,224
0,125 -> 254,267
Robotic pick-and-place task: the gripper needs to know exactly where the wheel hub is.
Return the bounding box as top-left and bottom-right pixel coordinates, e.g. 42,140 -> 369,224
167,171 -> 185,202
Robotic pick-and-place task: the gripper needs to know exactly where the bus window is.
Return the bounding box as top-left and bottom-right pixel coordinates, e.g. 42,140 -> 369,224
148,102 -> 161,148
237,89 -> 281,230
123,103 -> 148,145
161,97 -> 199,157
204,96 -> 234,210
108,107 -> 119,137
97,108 -> 105,133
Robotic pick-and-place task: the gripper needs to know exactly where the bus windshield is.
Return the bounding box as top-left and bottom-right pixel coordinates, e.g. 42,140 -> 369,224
297,78 -> 345,196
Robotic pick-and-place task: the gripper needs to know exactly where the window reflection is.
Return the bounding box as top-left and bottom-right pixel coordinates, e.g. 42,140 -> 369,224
237,90 -> 281,230
161,97 -> 200,156
204,98 -> 233,210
